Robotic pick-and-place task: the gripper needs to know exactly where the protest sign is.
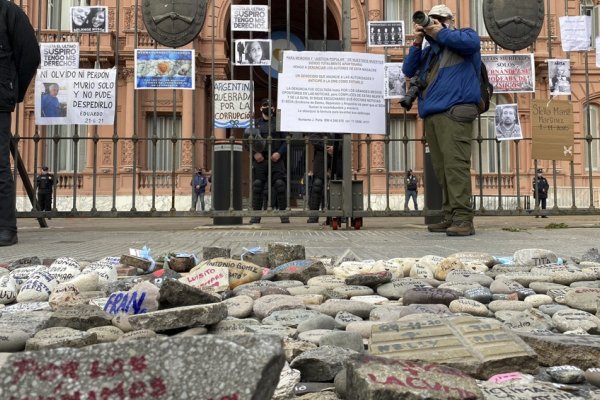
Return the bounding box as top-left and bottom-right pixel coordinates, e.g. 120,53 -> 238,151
213,80 -> 254,128
494,104 -> 523,141
559,16 -> 591,52
482,54 -> 535,93
277,51 -> 385,135
40,43 -> 79,69
135,49 -> 195,90
234,39 -> 271,66
231,5 -> 269,31
70,6 -> 108,33
368,21 -> 405,47
531,99 -> 574,161
35,69 -> 116,126
547,59 -> 571,96
384,63 -> 405,100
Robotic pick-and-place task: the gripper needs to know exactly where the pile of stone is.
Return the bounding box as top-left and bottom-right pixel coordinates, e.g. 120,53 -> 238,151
1,244 -> 600,399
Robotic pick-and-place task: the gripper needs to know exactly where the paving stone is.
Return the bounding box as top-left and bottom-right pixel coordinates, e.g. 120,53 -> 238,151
202,246 -> 231,261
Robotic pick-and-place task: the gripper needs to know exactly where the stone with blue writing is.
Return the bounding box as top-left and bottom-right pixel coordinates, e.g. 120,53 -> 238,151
0,275 -> 17,305
9,265 -> 45,289
564,287 -> 600,313
463,287 -> 493,304
127,302 -> 227,332
103,280 -> 159,316
17,271 -> 58,303
335,311 -> 363,329
159,279 -> 220,309
264,259 -> 327,284
346,354 -> 482,400
552,309 -> 600,333
437,282 -> 483,295
253,294 -> 306,319
513,248 -> 558,266
369,315 -> 538,379
48,257 -> 81,283
523,294 -> 553,307
448,251 -> 496,267
25,327 -> 98,351
376,278 -> 433,300
81,259 -> 118,285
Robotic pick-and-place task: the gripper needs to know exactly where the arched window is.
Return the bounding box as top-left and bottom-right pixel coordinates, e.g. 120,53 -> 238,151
583,104 -> 600,171
472,97 -> 511,173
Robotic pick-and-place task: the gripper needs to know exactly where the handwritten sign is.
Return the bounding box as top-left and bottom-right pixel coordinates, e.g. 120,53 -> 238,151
482,54 -> 535,93
559,15 -> 591,52
179,265 -> 229,292
40,43 -> 79,69
34,69 -> 116,125
531,99 -> 574,161
231,5 -> 268,31
213,80 -> 253,128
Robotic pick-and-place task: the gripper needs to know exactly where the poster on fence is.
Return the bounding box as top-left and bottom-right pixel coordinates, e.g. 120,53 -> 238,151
548,59 -> 571,96
482,54 -> 535,93
368,21 -> 405,47
277,51 -> 385,135
231,5 -> 269,31
531,99 -> 574,161
70,6 -> 108,33
135,49 -> 195,90
233,39 -> 271,66
40,43 -> 79,69
383,63 -> 405,99
213,80 -> 254,128
494,104 -> 523,141
34,69 -> 116,125
559,16 -> 591,52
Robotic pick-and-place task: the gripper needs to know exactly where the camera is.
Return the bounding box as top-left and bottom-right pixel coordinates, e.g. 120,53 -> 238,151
412,11 -> 434,27
399,76 -> 427,111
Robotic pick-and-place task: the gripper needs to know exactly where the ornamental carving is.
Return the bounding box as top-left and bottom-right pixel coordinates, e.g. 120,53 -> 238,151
368,10 -> 381,21
102,142 -> 113,165
121,140 -> 134,165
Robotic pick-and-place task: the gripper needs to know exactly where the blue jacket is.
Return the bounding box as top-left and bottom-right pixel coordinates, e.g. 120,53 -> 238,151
192,174 -> 208,194
402,27 -> 481,118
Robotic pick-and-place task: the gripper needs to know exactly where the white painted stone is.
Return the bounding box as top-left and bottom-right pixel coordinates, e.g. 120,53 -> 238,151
17,271 -> 58,302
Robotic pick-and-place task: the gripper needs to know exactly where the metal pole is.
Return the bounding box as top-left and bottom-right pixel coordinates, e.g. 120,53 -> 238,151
342,0 -> 352,222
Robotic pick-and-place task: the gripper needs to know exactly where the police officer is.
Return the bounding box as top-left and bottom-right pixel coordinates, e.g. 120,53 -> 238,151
0,1 -> 40,246
249,99 -> 289,224
307,133 -> 343,223
36,166 -> 54,212
532,168 -> 549,218
405,169 -> 418,210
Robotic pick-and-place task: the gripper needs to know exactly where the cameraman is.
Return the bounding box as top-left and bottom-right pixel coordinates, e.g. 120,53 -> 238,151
402,4 -> 481,236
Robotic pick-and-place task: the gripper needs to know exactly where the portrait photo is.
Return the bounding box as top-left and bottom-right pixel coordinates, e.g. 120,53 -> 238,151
548,59 -> 571,96
495,104 -> 523,141
70,6 -> 108,33
384,63 -> 405,99
40,82 -> 67,118
234,39 -> 272,66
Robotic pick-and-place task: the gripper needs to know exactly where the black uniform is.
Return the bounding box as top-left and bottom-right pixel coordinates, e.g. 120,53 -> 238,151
0,1 -> 40,244
36,173 -> 55,211
250,116 -> 287,219
308,133 -> 343,216
533,174 -> 549,212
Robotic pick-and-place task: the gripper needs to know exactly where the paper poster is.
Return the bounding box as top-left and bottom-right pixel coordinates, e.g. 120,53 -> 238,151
233,39 -> 272,66
559,16 -> 591,52
494,104 -> 523,141
531,99 -> 574,161
547,59 -> 571,96
482,54 -> 535,93
70,6 -> 108,33
40,43 -> 79,69
277,51 -> 386,135
35,69 -> 116,126
213,80 -> 254,128
231,5 -> 269,31
135,49 -> 195,90
368,21 -> 405,47
384,63 -> 405,100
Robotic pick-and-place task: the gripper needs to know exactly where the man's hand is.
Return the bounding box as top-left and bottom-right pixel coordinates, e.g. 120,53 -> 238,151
254,152 -> 265,162
271,152 -> 281,162
423,18 -> 444,39
326,145 -> 334,156
195,185 -> 200,189
413,24 -> 425,43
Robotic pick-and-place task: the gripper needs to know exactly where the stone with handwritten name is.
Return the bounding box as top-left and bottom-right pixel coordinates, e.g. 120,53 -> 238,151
0,275 -> 17,305
346,354 -> 482,400
517,332 -> 600,370
282,337 -> 317,362
253,294 -> 306,319
221,294 -> 254,318
402,287 -> 461,307
261,309 -> 323,328
445,270 -> 494,287
552,309 -> 600,333
81,260 -> 118,285
290,345 -> 358,382
585,368 -> 600,389
513,248 -> 558,266
333,261 -> 391,279
180,264 -> 229,292
159,279 -> 220,309
495,309 -> 555,332
0,327 -> 30,352
127,302 -> 227,332
376,278 -> 433,300
478,380 -> 583,400
330,285 -> 374,299
193,258 -> 262,289
9,265 -> 45,289
369,315 -> 538,379
209,318 -> 261,335
320,331 -> 364,353
315,299 -> 374,319
48,283 -> 85,310
386,257 -> 417,277
306,275 -> 347,289
564,287 -> 600,313
246,324 -> 296,338
449,299 -> 490,317
264,259 -> 327,284
25,327 -> 98,351
86,326 -> 124,343
433,257 -> 466,281
48,257 -> 81,283
448,251 -> 496,267
17,271 -> 58,303
463,287 -> 493,304
488,300 -> 532,313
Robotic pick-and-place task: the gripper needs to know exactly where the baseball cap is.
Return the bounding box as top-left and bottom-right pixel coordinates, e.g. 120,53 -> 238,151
537,168 -> 543,173
261,98 -> 272,107
42,166 -> 49,171
428,4 -> 453,18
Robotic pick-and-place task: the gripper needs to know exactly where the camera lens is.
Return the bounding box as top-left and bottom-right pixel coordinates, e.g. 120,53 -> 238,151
412,11 -> 431,27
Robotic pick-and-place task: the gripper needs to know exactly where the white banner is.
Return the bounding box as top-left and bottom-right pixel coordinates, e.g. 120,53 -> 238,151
231,5 -> 269,31
482,54 -> 535,93
277,51 -> 385,135
40,43 -> 79,69
35,69 -> 116,126
213,80 -> 254,128
559,16 -> 591,52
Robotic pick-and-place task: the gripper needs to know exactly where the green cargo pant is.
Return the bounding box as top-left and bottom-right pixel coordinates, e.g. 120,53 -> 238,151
424,112 -> 474,222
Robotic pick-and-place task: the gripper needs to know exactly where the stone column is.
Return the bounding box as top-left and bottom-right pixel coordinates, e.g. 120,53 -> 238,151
121,67 -> 135,171
181,90 -> 193,171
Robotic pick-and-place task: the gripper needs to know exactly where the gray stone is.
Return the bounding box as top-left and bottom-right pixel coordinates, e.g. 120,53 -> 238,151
209,318 -> 261,335
330,285 -> 374,299
0,310 -> 52,335
1,301 -> 51,314
0,328 -> 30,352
222,294 -> 254,318
513,248 -> 558,266
564,287 -> 600,313
518,332 -> 600,370
552,309 -> 600,333
463,287 -> 493,304
159,279 -> 221,308
437,282 -> 482,295
444,269 -> 494,287
449,299 -> 489,317
346,354 -> 482,400
272,363 -> 301,400
494,309 -> 555,332
0,335 -> 285,400
297,329 -> 336,345
46,304 -> 113,331
490,279 -> 524,294
515,288 -> 536,300
265,260 -> 327,284
376,278 -> 432,300
241,251 -> 270,269
119,254 -> 152,271
370,304 -> 453,321
448,251 -> 495,267
269,243 -> 306,268
319,331 -> 364,353
316,299 -> 374,319
262,309 -> 324,327
174,326 -> 208,337
488,300 -> 532,313
581,248 -> 600,263
478,381 -> 585,400
585,368 -> 600,389
246,324 -> 296,338
546,365 -> 585,384
127,303 -> 227,332
287,285 -> 328,296
282,337 -> 318,362
102,281 -> 160,316
529,281 -> 569,294
297,315 -> 336,333
538,304 -> 571,317
290,345 -> 358,382
7,256 -> 42,270
344,271 -> 392,287
202,246 -> 231,260
25,327 -> 98,351
253,294 -> 306,319
402,287 -> 460,306
306,275 -> 347,289
334,311 -> 363,329
116,329 -> 158,342
86,326 -> 124,343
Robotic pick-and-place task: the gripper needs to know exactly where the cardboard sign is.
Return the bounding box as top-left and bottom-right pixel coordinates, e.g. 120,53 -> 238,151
531,99 -> 574,161
213,80 -> 254,128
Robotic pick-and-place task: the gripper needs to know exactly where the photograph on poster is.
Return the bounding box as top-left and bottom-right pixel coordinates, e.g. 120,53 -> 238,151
234,39 -> 271,65
495,104 -> 522,141
368,21 -> 405,47
384,63 -> 405,99
135,49 -> 195,90
548,59 -> 571,96
70,6 -> 108,33
40,82 -> 67,118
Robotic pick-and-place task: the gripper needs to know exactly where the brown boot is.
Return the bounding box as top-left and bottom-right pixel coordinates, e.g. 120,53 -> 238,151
427,219 -> 452,233
446,220 -> 475,236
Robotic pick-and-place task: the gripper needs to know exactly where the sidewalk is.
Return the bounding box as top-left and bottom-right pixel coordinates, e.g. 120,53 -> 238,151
1,215 -> 599,262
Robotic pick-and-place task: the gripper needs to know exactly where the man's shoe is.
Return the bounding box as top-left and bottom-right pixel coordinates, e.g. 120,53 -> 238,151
249,217 -> 261,224
541,215 -> 548,218
307,217 -> 319,223
446,220 -> 475,236
427,219 -> 452,233
0,230 -> 18,246
535,216 -> 539,218
280,217 -> 290,224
